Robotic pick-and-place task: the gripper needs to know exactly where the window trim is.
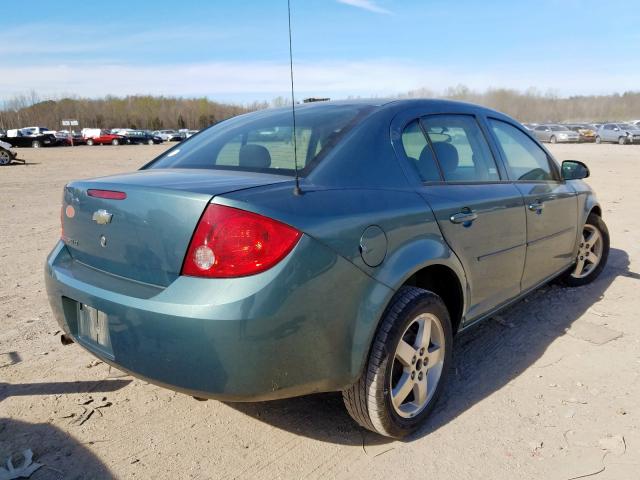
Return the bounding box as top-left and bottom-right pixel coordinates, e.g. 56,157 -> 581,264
399,113 -> 505,186
486,117 -> 562,183
399,119 -> 444,182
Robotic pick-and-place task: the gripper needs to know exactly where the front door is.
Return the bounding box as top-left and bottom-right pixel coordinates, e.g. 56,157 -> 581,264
400,115 -> 527,321
487,119 -> 578,291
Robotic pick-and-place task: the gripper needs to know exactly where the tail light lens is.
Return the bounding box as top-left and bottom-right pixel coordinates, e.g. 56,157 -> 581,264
182,204 -> 301,278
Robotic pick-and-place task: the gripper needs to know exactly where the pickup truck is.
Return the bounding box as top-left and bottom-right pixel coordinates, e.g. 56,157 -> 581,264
1,127 -> 57,148
0,140 -> 18,165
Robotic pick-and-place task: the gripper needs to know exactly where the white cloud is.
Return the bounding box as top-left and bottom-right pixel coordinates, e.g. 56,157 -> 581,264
336,0 -> 391,14
1,59 -> 638,103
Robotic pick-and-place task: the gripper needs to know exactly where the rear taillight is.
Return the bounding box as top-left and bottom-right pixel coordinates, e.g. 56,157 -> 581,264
181,204 -> 301,278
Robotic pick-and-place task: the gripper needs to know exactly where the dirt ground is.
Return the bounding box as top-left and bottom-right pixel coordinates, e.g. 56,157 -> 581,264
0,143 -> 638,480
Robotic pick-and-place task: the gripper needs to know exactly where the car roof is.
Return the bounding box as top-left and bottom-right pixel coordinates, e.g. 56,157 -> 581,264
266,98 -> 517,124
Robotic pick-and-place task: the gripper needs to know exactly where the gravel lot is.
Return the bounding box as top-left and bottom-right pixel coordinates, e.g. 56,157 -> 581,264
1,143 -> 638,479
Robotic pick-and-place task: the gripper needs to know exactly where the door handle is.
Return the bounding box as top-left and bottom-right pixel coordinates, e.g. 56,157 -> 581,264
528,201 -> 545,212
450,210 -> 478,224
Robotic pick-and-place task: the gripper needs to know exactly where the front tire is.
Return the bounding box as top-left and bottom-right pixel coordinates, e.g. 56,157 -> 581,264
342,286 -> 452,438
31,140 -> 41,148
111,139 -> 120,146
147,139 -> 154,145
595,136 -> 601,144
550,135 -> 557,144
86,139 -> 94,146
618,136 -> 627,145
562,213 -> 609,287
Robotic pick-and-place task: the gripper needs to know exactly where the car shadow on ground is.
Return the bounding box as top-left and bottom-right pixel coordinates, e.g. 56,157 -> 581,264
0,379 -> 131,403
3,161 -> 39,166
228,248 -> 632,445
0,418 -> 113,478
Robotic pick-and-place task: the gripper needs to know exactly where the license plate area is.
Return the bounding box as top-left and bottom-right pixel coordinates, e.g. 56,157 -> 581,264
77,303 -> 114,358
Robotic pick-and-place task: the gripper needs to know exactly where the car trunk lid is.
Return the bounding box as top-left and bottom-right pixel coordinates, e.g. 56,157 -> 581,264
61,169 -> 289,286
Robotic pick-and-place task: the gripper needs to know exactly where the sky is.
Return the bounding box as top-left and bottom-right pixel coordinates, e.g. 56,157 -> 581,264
1,0 -> 639,104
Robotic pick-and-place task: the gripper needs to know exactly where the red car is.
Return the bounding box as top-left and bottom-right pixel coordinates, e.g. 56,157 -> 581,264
85,131 -> 126,146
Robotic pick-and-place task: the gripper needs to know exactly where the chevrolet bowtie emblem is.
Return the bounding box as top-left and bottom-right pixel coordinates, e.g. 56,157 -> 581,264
92,209 -> 113,225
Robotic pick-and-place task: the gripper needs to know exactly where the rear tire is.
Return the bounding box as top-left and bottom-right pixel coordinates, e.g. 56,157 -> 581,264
618,136 -> 627,145
147,139 -> 154,145
111,139 -> 120,146
86,139 -> 94,146
342,286 -> 452,438
595,136 -> 601,144
550,135 -> 557,144
561,213 -> 609,287
31,140 -> 41,148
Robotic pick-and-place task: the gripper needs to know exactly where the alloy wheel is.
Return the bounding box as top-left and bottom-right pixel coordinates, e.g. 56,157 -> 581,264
0,150 -> 11,165
390,313 -> 445,418
572,224 -> 604,279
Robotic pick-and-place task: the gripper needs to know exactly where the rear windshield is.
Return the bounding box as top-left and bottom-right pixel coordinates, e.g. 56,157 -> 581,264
146,104 -> 371,176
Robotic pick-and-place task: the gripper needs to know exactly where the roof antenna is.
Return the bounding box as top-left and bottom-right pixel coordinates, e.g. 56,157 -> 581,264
287,0 -> 303,195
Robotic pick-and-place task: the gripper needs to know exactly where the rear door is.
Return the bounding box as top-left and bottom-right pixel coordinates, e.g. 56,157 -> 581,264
534,126 -> 549,142
401,114 -> 527,321
602,124 -> 615,142
487,119 -> 578,291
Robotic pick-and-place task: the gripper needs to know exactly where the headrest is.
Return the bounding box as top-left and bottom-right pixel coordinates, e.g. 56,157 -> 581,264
416,146 -> 441,181
239,144 -> 271,169
431,142 -> 459,175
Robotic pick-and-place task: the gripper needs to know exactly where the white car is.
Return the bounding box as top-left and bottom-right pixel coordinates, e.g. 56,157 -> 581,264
0,140 -> 17,165
152,130 -> 180,141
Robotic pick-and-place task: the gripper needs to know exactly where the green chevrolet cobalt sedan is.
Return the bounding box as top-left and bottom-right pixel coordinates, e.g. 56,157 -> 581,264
45,100 -> 609,438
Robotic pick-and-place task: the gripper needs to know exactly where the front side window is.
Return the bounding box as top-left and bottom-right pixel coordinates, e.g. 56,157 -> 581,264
147,105 -> 372,176
420,115 -> 500,183
489,119 -> 556,181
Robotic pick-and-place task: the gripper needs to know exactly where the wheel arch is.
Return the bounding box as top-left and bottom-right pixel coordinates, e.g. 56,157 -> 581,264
401,264 -> 465,335
590,204 -> 602,218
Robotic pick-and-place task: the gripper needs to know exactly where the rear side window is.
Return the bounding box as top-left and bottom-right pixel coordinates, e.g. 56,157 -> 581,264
421,115 -> 500,183
489,119 -> 555,181
401,120 -> 441,182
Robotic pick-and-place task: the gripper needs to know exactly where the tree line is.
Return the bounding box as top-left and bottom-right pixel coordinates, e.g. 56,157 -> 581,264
1,87 -> 639,131
0,93 -> 261,131
397,86 -> 640,123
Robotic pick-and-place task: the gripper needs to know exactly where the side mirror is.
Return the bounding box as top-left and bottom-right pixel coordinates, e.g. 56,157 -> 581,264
562,160 -> 590,180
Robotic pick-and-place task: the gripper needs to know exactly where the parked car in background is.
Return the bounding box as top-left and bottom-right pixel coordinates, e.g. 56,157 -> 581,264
124,130 -> 163,145
46,99 -> 608,438
111,128 -> 134,136
565,124 -> 597,143
0,139 -> 17,165
185,129 -> 199,138
84,130 -> 126,146
51,130 -> 86,146
596,123 -> 640,145
533,124 -> 580,143
1,127 -> 56,148
152,129 -> 182,142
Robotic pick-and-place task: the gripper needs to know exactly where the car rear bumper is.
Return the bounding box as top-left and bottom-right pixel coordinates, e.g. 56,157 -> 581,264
45,237 -> 392,401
